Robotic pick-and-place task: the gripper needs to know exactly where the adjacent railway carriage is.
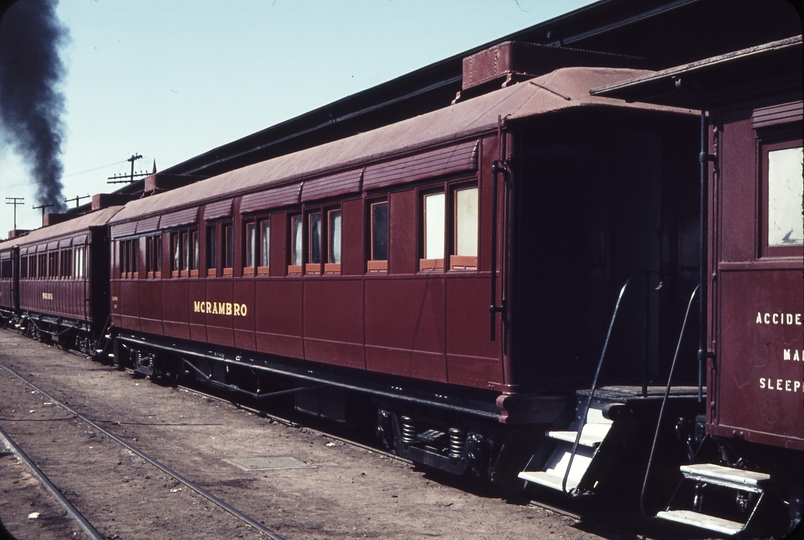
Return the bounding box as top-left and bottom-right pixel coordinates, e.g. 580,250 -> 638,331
0,207 -> 121,352
594,35 -> 803,536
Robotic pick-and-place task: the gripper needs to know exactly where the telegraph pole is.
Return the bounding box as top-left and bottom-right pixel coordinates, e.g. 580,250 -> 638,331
64,194 -> 90,208
107,153 -> 150,184
32,202 -> 55,226
5,197 -> 24,230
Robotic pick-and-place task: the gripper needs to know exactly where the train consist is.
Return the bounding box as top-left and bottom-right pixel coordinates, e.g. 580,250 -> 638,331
1,0 -> 801,536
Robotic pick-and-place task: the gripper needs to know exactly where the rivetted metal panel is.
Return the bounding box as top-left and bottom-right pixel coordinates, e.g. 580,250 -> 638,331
160,207 -> 198,229
203,199 -> 233,221
240,183 -> 302,214
73,234 -> 88,245
58,238 -> 72,248
136,215 -> 161,234
111,221 -> 138,239
363,140 -> 478,191
301,168 -> 363,202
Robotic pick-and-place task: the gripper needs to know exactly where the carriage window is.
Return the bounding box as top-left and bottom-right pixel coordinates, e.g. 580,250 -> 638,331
420,192 -> 445,271
306,212 -> 322,275
60,249 -> 72,278
288,214 -> 303,274
207,225 -> 217,277
171,233 -> 180,277
146,235 -> 162,278
367,201 -> 388,272
325,209 -> 342,274
259,220 -> 270,274
767,145 -> 803,248
223,224 -> 234,275
0,259 -> 11,279
451,186 -> 478,270
48,252 -> 58,278
245,222 -> 256,272
120,239 -> 138,278
74,247 -> 85,278
20,256 -> 27,279
181,232 -> 190,275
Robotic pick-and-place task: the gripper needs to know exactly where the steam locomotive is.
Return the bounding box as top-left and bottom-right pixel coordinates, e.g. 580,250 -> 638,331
1,1 -> 801,536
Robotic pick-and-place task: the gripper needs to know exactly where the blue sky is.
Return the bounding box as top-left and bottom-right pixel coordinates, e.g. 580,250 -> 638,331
0,0 -> 595,236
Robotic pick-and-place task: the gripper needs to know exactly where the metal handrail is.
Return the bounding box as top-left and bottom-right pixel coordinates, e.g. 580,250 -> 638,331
561,270 -> 662,496
640,284 -> 700,518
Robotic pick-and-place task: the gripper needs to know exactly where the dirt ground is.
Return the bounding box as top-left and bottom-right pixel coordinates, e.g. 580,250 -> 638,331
0,328 -> 613,540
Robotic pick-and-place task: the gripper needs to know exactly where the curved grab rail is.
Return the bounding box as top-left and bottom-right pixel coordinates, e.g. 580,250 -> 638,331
639,284 -> 700,518
561,270 -> 663,497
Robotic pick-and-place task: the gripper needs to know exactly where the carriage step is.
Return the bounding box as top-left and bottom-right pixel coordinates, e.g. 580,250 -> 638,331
547,423 -> 610,447
519,469 -> 581,491
656,510 -> 745,536
518,446 -> 594,491
679,463 -> 770,492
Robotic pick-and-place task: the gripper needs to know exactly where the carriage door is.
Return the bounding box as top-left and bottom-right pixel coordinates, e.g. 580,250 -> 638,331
711,102 -> 804,449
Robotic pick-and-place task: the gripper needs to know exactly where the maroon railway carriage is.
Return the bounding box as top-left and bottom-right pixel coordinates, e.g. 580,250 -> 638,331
108,59 -> 701,485
0,207 -> 121,352
595,36 -> 803,535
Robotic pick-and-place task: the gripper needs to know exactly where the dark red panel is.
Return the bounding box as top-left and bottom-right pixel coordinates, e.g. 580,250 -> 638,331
205,279 -> 234,347
717,112 -> 757,263
366,346 -> 447,382
254,279 -> 302,358
389,190 -> 417,275
188,280 -> 207,342
270,212 -> 287,276
119,280 -> 140,331
341,199 -> 364,276
303,279 -> 364,368
445,276 -> 500,360
715,269 -> 804,448
162,281 -> 190,339
365,277 -> 445,355
446,354 -> 501,389
304,279 -> 363,343
233,280 -> 256,352
306,339 -> 365,370
139,280 -> 163,335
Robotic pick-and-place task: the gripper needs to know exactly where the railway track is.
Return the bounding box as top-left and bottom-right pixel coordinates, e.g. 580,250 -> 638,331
0,362 -> 284,540
0,330 -> 612,539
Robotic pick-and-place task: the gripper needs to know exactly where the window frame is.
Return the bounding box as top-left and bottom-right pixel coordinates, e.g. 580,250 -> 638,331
760,135 -> 804,259
419,190 -> 446,272
367,199 -> 388,272
325,208 -> 342,275
258,218 -> 270,275
223,222 -> 234,276
450,183 -> 479,270
288,214 -> 303,275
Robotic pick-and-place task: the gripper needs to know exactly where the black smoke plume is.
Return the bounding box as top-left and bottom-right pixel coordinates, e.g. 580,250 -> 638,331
0,0 -> 69,212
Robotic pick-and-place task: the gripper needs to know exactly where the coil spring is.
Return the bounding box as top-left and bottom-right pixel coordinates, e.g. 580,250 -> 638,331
448,428 -> 465,459
400,416 -> 417,444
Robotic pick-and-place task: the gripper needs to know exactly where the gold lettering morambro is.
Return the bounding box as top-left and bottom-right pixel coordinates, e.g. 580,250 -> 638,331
193,301 -> 248,317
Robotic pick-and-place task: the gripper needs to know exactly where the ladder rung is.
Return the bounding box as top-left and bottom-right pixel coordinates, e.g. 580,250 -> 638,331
656,510 -> 745,536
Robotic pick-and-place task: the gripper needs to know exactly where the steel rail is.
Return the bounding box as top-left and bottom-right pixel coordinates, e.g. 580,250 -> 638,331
0,363 -> 286,540
0,427 -> 104,540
